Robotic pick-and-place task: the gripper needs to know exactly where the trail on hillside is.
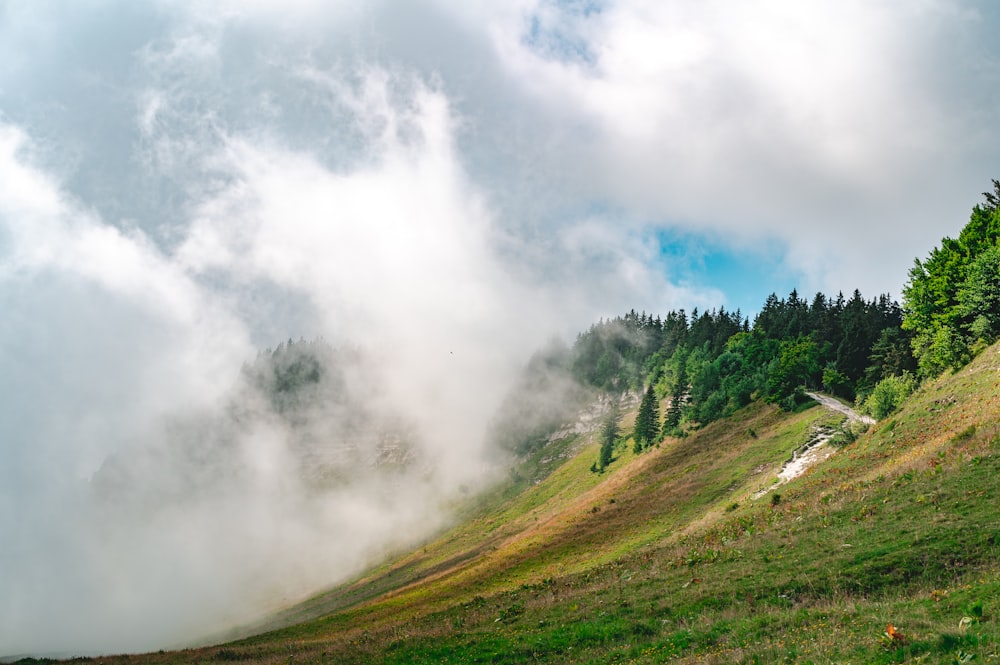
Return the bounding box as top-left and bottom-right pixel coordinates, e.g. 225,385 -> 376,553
753,392 -> 871,499
805,391 -> 875,425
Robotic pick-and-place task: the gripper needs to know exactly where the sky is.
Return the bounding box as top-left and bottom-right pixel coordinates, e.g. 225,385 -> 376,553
2,0 -> 1000,656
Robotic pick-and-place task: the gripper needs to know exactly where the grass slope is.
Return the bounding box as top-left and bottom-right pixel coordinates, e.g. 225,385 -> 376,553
34,344 -> 1000,664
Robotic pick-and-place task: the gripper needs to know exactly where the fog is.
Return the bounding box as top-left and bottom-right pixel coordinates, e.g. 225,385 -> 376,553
0,66 -> 693,656
4,87 -> 454,655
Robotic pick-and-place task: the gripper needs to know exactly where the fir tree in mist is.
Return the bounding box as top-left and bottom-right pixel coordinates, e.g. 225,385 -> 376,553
633,385 -> 659,452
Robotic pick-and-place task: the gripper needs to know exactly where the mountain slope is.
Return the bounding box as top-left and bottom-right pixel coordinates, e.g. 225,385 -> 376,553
35,343 -> 1000,664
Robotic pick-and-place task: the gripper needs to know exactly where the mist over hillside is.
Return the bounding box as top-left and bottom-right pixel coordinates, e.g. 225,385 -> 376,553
3,338 -> 500,656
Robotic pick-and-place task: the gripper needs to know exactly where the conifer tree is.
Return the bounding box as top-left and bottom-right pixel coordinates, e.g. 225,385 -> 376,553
633,385 -> 659,451
646,385 -> 660,444
903,181 -> 1000,377
664,352 -> 687,433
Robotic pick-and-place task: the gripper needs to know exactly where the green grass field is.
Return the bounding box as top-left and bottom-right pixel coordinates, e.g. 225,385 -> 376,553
30,345 -> 1000,664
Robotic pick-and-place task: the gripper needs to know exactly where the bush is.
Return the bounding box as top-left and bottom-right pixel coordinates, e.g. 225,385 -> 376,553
860,373 -> 916,420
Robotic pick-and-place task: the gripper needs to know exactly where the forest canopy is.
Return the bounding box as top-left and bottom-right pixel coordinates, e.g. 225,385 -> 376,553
902,179 -> 1000,377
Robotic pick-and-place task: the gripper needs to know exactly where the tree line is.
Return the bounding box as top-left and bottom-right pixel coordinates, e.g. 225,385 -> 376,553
572,288 -> 910,429
493,179 -> 1000,462
902,179 -> 1000,377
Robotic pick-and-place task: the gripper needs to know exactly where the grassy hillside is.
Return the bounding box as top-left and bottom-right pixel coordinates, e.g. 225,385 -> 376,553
37,344 -> 1000,664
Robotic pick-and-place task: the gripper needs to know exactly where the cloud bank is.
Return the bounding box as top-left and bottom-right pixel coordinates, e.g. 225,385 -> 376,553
0,30 -> 693,657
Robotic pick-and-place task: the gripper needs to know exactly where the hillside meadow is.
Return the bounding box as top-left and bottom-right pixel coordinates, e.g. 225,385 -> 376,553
22,342 -> 1000,665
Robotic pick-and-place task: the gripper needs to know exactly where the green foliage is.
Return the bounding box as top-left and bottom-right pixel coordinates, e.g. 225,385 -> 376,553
633,385 -> 660,451
494,283 -> 909,448
915,323 -> 972,378
571,311 -> 666,393
864,326 -> 918,386
860,373 -> 917,420
663,348 -> 687,433
958,245 -> 1000,343
765,337 -> 820,404
835,290 -> 890,389
689,291 -> 904,423
903,181 -> 1000,377
822,364 -> 852,398
498,283 -> 909,440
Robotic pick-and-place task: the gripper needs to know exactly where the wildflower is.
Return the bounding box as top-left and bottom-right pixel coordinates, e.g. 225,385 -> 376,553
884,623 -> 906,645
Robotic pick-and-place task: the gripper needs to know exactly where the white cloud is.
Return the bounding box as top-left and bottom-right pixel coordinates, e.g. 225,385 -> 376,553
482,0 -> 1000,296
0,121 -> 243,354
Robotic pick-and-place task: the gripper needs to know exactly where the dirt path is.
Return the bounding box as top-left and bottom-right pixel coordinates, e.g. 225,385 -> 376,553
805,391 -> 875,425
753,392 -> 871,499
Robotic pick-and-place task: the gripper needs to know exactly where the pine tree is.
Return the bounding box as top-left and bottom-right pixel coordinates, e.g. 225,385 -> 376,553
633,385 -> 659,451
903,181 -> 1000,377
646,385 -> 660,445
664,352 -> 687,432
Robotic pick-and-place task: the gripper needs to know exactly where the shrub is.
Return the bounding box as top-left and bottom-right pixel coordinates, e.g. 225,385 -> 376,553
860,373 -> 916,420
